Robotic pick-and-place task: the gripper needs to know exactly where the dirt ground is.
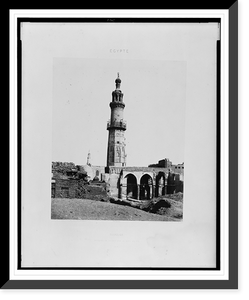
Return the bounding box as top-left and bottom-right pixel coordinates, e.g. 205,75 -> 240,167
51,198 -> 182,221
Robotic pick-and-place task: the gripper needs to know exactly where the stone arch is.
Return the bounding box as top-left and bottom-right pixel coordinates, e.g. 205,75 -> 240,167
136,172 -> 153,184
124,173 -> 138,199
140,174 -> 153,200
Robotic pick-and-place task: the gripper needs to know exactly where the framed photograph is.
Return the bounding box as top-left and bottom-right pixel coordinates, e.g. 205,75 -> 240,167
6,3 -> 238,289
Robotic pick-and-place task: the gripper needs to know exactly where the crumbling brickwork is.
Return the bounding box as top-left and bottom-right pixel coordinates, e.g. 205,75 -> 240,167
52,178 -> 108,200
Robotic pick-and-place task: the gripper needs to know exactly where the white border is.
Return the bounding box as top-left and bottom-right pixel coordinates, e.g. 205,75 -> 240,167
9,9 -> 229,281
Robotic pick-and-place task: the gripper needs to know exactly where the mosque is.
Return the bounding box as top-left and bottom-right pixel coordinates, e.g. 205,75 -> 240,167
84,73 -> 184,200
52,74 -> 184,200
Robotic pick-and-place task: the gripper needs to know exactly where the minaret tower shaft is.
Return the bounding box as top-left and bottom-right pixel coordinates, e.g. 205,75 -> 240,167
106,73 -> 127,168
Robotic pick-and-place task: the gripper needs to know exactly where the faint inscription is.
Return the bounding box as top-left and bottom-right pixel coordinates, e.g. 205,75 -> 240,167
110,49 -> 129,53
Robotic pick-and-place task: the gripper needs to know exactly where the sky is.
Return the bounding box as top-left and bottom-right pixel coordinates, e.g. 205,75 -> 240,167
52,57 -> 186,167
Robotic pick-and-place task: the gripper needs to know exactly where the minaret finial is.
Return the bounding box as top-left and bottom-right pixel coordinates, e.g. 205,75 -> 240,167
117,72 -> 119,78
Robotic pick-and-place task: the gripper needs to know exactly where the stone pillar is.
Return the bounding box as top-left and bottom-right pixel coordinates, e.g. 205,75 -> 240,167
164,184 -> 167,195
152,185 -> 155,198
162,182 -> 166,195
119,183 -> 123,199
122,176 -> 127,199
137,184 -> 140,200
149,185 -> 153,199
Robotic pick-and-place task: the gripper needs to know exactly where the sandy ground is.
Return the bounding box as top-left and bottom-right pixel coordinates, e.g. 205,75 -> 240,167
51,198 -> 180,221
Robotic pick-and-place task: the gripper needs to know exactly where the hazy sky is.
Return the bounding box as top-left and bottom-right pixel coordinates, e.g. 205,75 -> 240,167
52,58 -> 186,166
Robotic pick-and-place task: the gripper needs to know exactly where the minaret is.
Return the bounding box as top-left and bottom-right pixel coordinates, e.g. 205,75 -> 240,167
106,73 -> 127,168
87,151 -> 91,166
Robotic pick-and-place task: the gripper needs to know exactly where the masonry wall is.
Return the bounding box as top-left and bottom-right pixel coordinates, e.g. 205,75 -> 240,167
52,178 -> 108,199
53,179 -> 78,198
107,173 -> 120,198
166,173 -> 184,194
107,166 -> 169,176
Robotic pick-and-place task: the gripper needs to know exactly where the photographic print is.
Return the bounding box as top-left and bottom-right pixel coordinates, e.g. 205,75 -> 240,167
51,57 -> 186,221
19,19 -> 221,269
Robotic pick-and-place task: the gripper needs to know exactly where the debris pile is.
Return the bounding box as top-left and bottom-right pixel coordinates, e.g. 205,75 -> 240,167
52,162 -> 87,180
108,193 -> 183,219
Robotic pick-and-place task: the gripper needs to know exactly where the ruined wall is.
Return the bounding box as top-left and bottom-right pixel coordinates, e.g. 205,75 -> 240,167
52,162 -> 87,180
172,163 -> 184,179
53,178 -> 79,198
148,158 -> 173,169
52,178 -> 108,199
166,173 -> 184,194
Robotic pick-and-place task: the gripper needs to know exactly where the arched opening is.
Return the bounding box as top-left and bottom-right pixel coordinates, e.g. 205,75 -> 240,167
167,173 -> 175,194
140,174 -> 153,200
155,172 -> 166,197
125,174 -> 138,199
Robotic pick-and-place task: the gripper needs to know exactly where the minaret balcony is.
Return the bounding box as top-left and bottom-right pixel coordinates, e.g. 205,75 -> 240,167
109,101 -> 125,109
107,120 -> 127,131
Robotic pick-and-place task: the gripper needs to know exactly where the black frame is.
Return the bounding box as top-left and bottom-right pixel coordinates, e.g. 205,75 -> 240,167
5,2 -> 238,289
17,16 -> 221,273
